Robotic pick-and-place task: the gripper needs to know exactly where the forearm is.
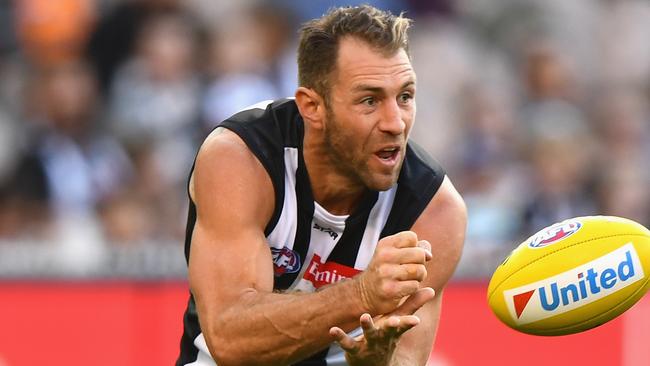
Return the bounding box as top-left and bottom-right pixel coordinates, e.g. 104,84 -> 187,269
200,278 -> 366,365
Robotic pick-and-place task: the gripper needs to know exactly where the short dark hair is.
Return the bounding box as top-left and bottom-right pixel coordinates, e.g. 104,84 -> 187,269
297,5 -> 412,101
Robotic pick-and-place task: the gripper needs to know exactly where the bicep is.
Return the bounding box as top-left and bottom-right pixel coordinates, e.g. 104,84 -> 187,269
189,220 -> 274,320
188,129 -> 276,327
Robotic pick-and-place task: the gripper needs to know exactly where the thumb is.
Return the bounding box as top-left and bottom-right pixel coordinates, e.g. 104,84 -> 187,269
392,287 -> 436,316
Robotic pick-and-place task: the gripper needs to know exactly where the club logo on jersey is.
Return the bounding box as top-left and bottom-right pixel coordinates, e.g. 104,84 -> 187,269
271,246 -> 301,276
303,254 -> 361,289
528,220 -> 582,248
503,244 -> 644,325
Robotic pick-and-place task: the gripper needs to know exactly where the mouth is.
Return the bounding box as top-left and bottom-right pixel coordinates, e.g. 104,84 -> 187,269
374,145 -> 401,166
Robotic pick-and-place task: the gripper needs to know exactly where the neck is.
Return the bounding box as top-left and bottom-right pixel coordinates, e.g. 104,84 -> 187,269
303,134 -> 366,216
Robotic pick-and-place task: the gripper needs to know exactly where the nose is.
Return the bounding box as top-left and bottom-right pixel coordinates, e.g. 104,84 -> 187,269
378,99 -> 406,135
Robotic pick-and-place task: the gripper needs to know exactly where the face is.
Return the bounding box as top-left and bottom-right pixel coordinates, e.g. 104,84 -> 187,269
323,36 -> 416,191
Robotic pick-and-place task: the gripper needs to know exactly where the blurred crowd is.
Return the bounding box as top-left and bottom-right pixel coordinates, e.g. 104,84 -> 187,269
0,0 -> 648,278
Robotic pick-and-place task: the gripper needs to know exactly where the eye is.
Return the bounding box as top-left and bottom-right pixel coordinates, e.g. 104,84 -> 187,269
361,97 -> 376,107
399,92 -> 413,104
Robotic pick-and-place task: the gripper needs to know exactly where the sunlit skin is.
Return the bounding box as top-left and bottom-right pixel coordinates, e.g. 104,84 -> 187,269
298,36 -> 416,215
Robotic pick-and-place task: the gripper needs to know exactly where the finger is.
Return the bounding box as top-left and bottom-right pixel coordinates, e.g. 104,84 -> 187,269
392,287 -> 436,316
398,315 -> 421,328
417,240 -> 433,260
386,315 -> 420,329
373,315 -> 420,339
387,315 -> 401,328
389,231 -> 418,249
394,280 -> 422,298
396,263 -> 427,282
385,315 -> 421,336
393,247 -> 430,264
359,313 -> 378,339
329,326 -> 358,353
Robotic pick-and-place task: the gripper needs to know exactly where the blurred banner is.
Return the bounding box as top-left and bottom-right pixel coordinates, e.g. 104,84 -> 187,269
0,281 -> 647,365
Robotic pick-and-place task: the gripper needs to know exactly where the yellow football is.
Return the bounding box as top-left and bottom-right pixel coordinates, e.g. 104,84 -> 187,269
487,216 -> 650,336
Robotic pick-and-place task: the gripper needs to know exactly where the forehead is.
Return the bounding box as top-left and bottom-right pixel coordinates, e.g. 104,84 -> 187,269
333,36 -> 415,90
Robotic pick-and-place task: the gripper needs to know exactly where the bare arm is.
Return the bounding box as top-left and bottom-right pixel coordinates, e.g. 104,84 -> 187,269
391,176 -> 467,365
189,129 -> 431,366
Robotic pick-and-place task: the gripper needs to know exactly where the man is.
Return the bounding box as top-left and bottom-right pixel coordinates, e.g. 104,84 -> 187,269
177,5 -> 466,366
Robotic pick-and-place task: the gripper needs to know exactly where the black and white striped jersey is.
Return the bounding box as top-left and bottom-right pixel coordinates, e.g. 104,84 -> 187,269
177,98 -> 446,366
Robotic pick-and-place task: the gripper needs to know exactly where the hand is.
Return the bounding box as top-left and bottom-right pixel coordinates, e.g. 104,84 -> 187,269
356,231 -> 432,315
329,287 -> 436,366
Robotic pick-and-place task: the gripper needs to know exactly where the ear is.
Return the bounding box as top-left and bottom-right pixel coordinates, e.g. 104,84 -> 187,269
295,87 -> 326,130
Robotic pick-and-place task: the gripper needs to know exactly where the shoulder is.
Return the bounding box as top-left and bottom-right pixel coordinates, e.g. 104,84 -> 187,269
221,98 -> 303,147
196,127 -> 251,166
191,97 -> 299,195
190,98 -> 300,231
218,98 -> 303,173
190,127 -> 275,227
399,140 -> 446,200
191,127 -> 266,199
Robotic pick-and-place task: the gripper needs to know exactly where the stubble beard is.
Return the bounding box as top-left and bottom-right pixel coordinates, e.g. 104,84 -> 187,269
322,106 -> 400,192
323,107 -> 365,187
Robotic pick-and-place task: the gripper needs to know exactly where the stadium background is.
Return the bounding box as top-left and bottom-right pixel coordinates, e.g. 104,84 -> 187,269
0,0 -> 648,365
